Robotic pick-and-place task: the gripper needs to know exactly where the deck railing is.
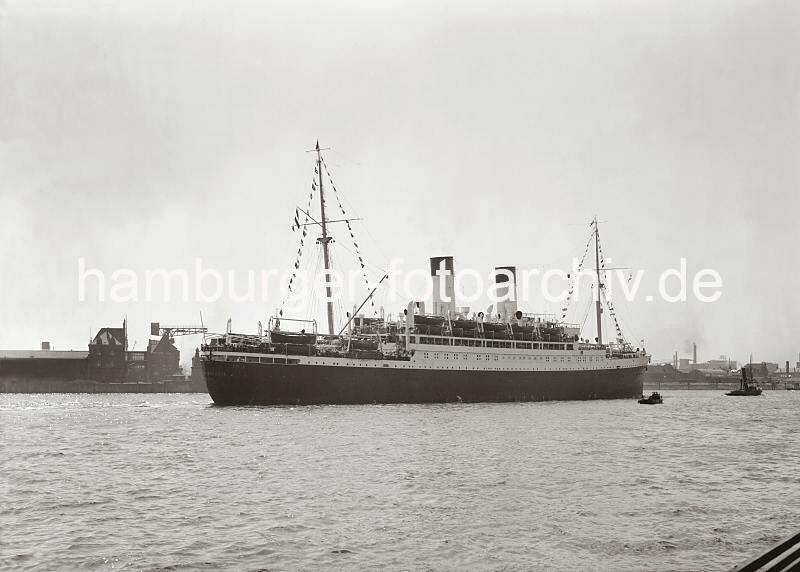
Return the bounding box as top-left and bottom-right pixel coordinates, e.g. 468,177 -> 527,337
729,530 -> 800,571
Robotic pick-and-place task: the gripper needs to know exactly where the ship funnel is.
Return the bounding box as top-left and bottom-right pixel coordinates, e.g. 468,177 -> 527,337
430,256 -> 456,317
494,266 -> 517,323
405,300 -> 425,346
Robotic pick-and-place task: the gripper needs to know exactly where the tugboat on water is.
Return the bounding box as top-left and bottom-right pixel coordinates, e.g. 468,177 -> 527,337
726,364 -> 763,397
638,391 -> 663,405
201,142 -> 649,406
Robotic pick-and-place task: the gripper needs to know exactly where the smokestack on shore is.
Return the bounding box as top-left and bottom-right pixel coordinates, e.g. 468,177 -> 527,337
693,342 -> 697,364
494,266 -> 518,322
430,256 -> 456,317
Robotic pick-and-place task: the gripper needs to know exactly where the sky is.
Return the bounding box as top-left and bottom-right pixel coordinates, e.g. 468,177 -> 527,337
1,0 -> 798,368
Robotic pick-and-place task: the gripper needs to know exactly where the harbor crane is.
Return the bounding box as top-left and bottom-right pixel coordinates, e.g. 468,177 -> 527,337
150,323 -> 207,341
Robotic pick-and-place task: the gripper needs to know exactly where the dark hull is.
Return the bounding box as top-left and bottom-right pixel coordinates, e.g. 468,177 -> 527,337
204,360 -> 645,405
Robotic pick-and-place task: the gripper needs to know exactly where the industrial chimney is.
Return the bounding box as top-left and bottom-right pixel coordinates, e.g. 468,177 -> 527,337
494,266 -> 518,322
693,342 -> 697,364
430,256 -> 456,317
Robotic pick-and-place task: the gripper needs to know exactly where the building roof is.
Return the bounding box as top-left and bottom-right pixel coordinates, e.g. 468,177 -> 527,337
0,350 -> 89,360
91,327 -> 125,346
148,335 -> 179,354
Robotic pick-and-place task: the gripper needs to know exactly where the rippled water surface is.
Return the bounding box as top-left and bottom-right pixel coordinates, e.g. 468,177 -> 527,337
1,391 -> 798,571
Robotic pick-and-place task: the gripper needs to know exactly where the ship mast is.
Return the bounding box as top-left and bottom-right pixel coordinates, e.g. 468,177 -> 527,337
593,216 -> 603,345
315,140 -> 335,335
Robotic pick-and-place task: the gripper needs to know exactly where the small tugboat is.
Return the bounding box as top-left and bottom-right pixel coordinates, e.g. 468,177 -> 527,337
638,391 -> 663,405
726,365 -> 763,396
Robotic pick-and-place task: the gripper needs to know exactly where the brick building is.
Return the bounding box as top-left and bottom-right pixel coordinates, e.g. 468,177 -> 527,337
87,322 -> 127,381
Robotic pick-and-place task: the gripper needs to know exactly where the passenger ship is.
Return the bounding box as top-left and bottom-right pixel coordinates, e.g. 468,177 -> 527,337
202,143 -> 649,405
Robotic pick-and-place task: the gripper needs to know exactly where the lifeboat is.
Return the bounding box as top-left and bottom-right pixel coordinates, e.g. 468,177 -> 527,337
412,314 -> 446,326
484,330 -> 509,340
271,331 -> 316,345
349,338 -> 380,350
413,325 -> 444,335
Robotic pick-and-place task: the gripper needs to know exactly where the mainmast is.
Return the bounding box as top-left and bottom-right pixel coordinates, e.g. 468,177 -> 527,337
315,140 -> 335,335
593,217 -> 603,345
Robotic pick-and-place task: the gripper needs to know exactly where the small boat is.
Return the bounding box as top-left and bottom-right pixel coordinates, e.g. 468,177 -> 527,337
271,331 -> 316,345
348,338 -> 380,351
411,314 -> 446,326
638,391 -> 663,404
726,386 -> 762,396
726,365 -> 763,396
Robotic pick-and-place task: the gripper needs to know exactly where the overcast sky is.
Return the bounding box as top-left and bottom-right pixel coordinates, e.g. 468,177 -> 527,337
1,0 -> 798,367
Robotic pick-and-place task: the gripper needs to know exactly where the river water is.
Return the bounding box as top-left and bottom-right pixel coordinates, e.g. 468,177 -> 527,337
1,391 -> 798,571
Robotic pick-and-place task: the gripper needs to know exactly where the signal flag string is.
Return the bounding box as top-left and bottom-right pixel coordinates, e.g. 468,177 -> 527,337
321,157 -> 377,315
280,176 -> 318,316
560,228 -> 594,321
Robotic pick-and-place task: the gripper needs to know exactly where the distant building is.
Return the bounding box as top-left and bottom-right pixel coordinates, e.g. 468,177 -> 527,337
744,362 -> 775,378
0,349 -> 89,379
2,320 -> 184,386
678,355 -> 737,373
126,350 -> 147,382
688,365 -> 730,378
146,335 -> 180,382
705,356 -> 737,371
87,322 -> 127,382
762,362 -> 780,374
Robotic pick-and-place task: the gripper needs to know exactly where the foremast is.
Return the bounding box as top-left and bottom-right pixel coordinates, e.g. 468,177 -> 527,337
593,216 -> 603,345
314,141 -> 335,335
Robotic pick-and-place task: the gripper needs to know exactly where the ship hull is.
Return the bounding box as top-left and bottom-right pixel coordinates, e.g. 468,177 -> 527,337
204,360 -> 645,405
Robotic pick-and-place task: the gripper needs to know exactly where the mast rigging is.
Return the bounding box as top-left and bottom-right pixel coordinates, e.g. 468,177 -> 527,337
593,216 -> 603,344
314,141 -> 335,335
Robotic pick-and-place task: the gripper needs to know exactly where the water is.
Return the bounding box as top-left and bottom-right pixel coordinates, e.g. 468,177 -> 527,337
1,391 -> 798,571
